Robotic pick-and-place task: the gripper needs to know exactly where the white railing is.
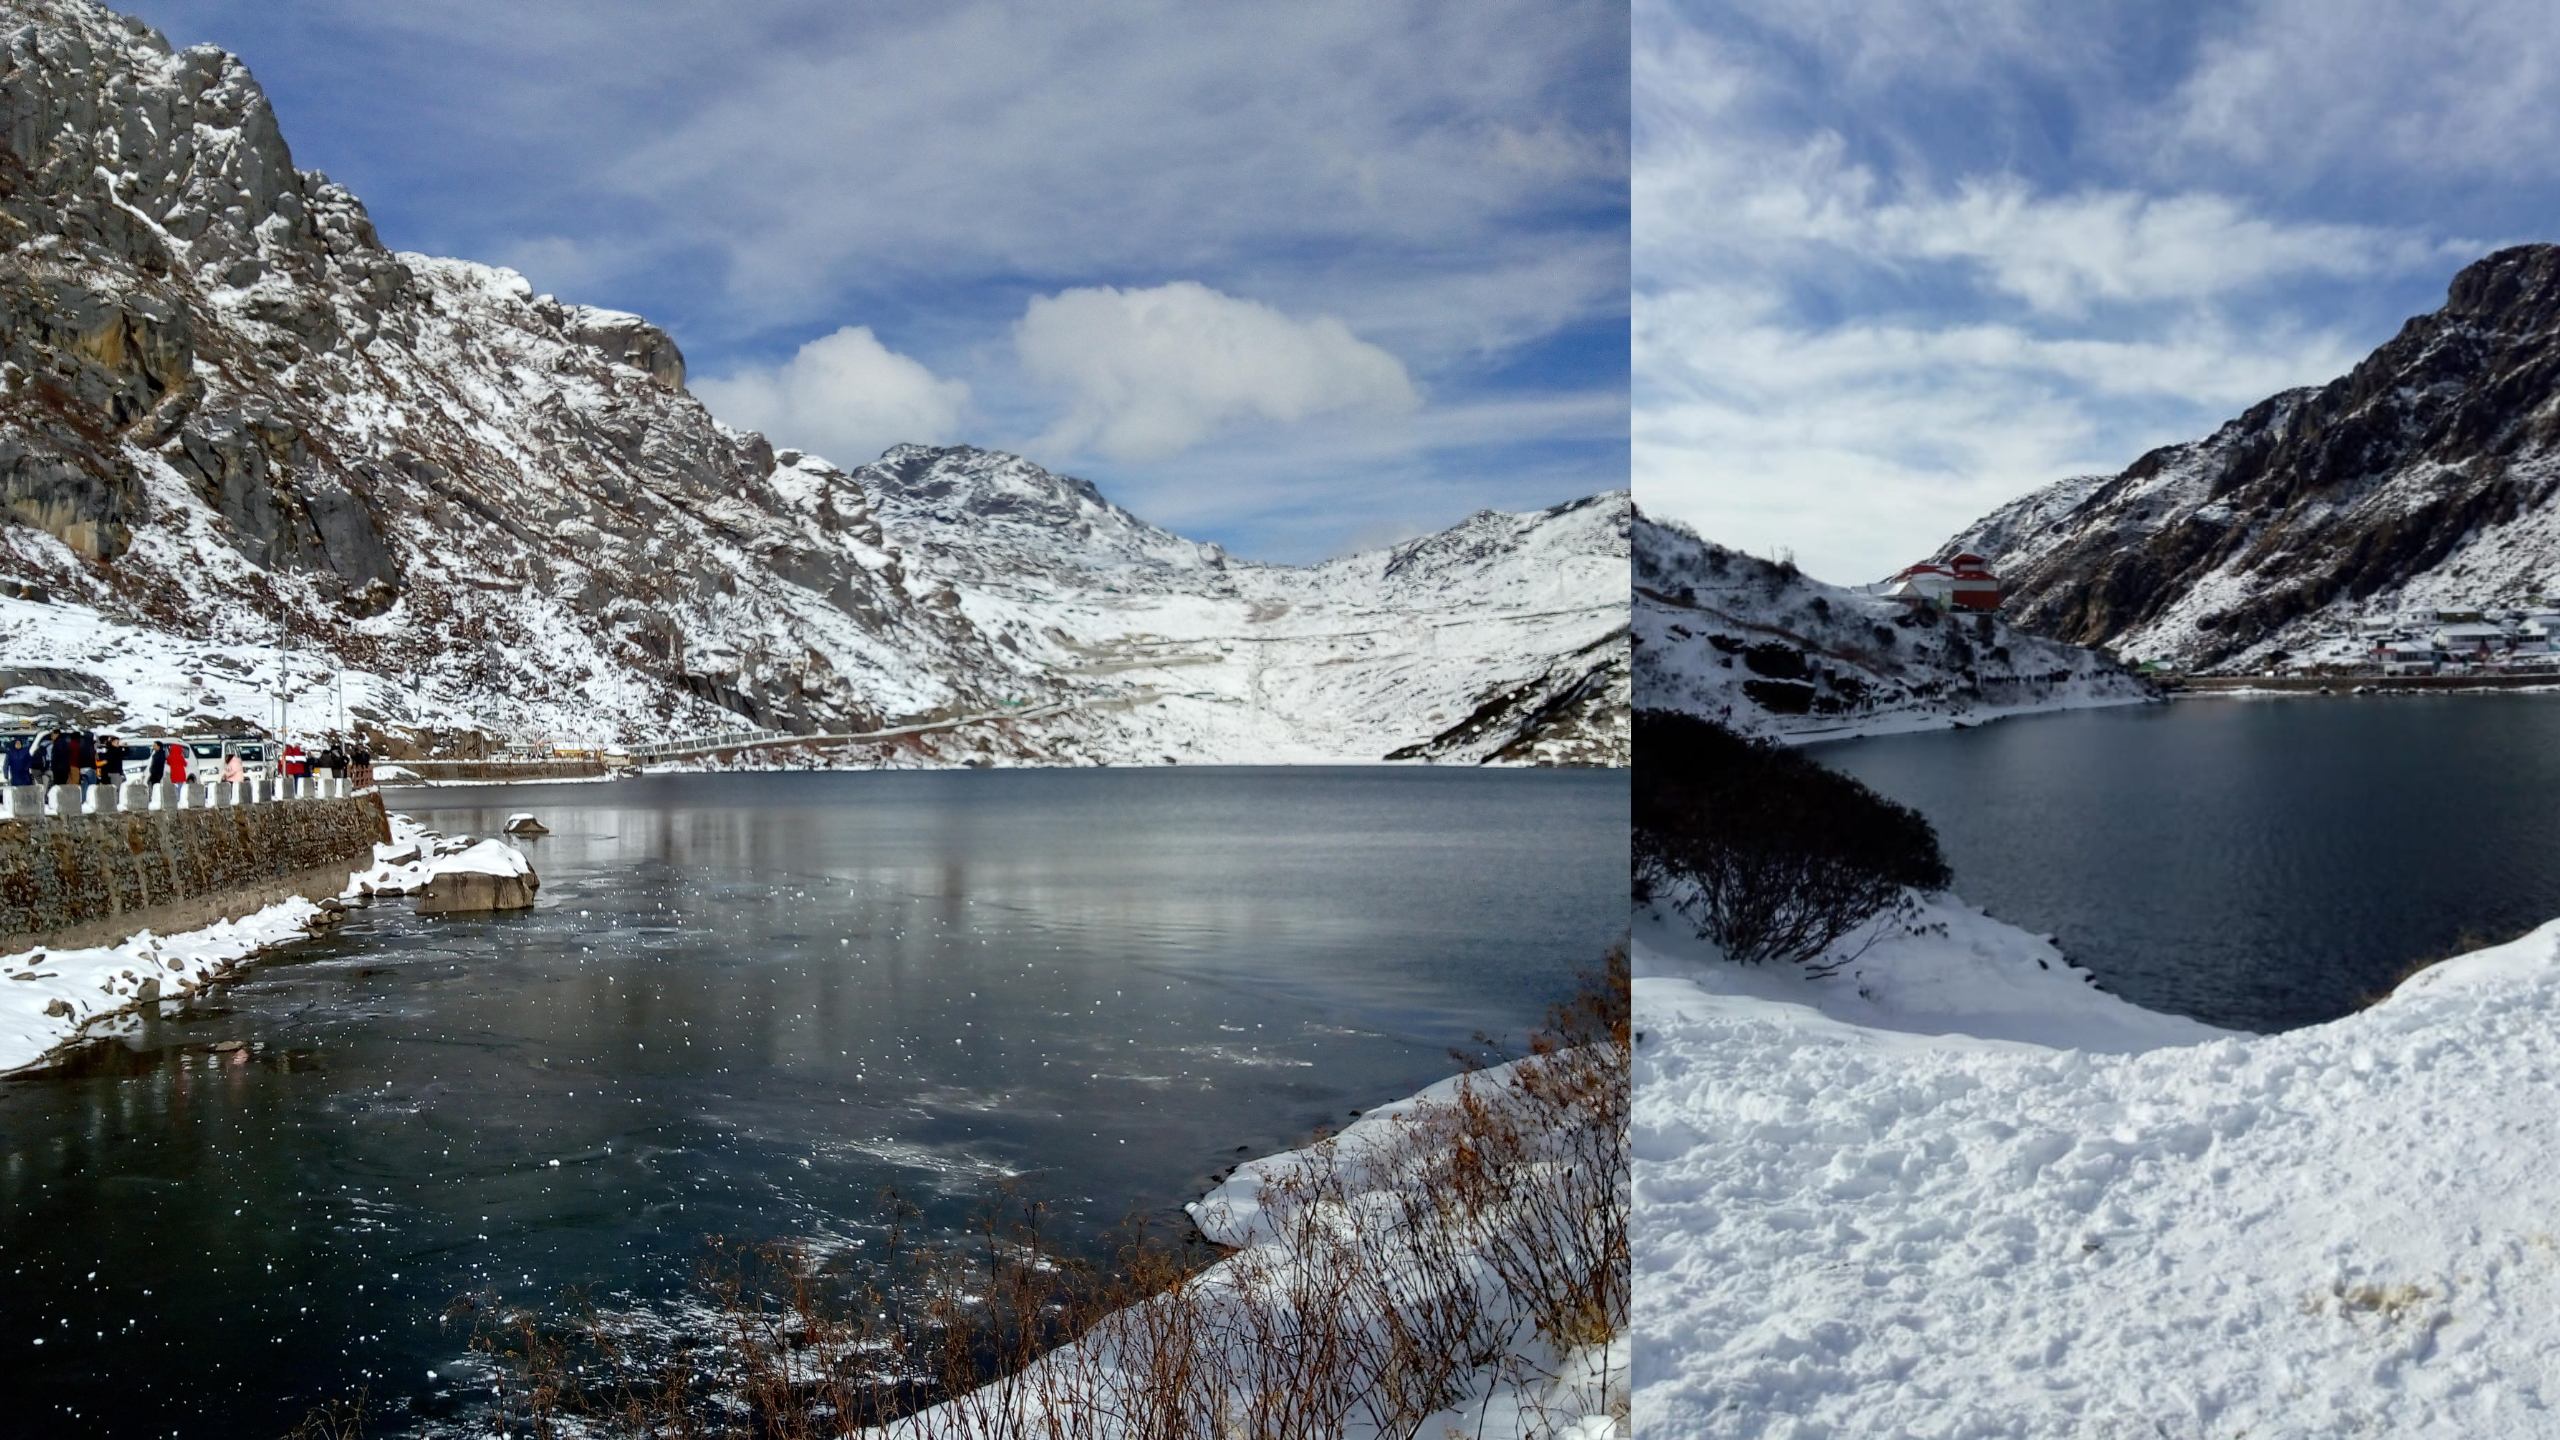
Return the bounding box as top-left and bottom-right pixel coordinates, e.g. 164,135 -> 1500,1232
0,775 -> 356,819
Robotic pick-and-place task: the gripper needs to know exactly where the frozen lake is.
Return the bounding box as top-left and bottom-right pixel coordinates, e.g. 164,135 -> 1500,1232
0,766 -> 1626,1437
1818,695 -> 2560,1031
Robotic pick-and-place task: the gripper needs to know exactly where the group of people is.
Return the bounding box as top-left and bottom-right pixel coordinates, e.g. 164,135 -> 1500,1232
0,730 -> 376,797
3,729 -> 138,793
277,738 -> 374,789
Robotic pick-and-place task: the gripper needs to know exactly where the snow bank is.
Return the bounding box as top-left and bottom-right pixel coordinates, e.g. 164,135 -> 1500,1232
0,903 -> 323,1073
1635,893 -> 2232,1055
876,1057 -> 1630,1438
1635,898 -> 2560,1437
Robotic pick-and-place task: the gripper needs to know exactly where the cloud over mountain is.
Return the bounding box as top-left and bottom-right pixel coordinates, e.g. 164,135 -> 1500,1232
1016,282 -> 1419,463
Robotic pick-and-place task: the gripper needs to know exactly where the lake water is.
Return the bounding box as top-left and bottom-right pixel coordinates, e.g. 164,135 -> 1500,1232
0,767 -> 1626,1438
1817,696 -> 2560,1033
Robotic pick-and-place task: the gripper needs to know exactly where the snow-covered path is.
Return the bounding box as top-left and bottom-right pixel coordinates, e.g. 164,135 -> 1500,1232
1635,902 -> 2560,1438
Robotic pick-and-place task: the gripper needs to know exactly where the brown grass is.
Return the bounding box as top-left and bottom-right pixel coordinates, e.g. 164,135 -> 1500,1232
2354,920 -> 2547,1010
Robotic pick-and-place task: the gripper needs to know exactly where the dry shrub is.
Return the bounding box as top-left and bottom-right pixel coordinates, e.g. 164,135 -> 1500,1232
1635,707 -> 1949,966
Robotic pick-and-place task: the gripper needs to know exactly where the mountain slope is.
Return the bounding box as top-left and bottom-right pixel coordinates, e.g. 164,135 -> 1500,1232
0,0 -> 1625,765
840,446 -> 1628,765
1634,510 -> 2150,739
1943,245 -> 2560,670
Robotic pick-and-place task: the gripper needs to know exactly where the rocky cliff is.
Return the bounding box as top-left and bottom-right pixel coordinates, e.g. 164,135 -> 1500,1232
0,0 -> 1626,765
1941,246 -> 2560,670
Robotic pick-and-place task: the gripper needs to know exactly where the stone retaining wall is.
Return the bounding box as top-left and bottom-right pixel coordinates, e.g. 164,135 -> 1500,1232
0,793 -> 390,946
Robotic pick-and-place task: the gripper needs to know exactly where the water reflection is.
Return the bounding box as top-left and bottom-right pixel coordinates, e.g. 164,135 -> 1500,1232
0,766 -> 1625,1438
1819,696 -> 2560,1030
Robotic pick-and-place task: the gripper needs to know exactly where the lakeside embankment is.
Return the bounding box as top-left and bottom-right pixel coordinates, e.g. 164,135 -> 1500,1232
2172,673 -> 2560,694
381,759 -> 611,785
0,800 -> 525,1073
0,790 -> 388,950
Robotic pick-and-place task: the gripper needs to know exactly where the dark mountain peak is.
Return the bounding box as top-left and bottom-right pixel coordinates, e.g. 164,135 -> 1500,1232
1945,246 -> 2560,671
2443,243 -> 2560,324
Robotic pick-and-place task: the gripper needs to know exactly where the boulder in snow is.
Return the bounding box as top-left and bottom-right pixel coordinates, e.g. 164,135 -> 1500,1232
503,813 -> 549,835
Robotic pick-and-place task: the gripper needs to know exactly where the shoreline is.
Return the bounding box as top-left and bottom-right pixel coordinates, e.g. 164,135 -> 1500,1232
1771,689 -> 2158,748
2,812 -> 513,1076
864,1052 -> 1631,1438
2172,678 -> 2560,698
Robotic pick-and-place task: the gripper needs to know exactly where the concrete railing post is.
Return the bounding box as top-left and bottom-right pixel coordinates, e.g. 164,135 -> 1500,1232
91,783 -> 116,815
6,785 -> 35,820
120,781 -> 147,813
150,781 -> 172,811
43,784 -> 67,818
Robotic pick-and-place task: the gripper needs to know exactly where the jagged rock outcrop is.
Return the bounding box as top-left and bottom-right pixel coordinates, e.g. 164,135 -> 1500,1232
0,0 -> 1626,764
1944,245 -> 2560,669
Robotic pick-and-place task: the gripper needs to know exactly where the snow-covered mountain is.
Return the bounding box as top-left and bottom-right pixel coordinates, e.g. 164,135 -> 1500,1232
1634,509 -> 2149,739
1942,245 -> 2560,671
0,0 -> 1625,766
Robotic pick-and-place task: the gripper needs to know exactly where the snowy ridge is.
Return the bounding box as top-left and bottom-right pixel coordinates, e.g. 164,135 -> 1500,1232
1943,245 -> 2560,671
1635,896 -> 2560,1436
0,0 -> 1626,767
1633,509 -> 2151,741
840,448 -> 1630,766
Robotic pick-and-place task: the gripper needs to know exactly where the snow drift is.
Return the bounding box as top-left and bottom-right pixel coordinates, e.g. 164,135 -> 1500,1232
1635,893 -> 2560,1437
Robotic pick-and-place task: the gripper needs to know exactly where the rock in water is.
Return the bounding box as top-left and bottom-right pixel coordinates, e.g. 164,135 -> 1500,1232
414,838 -> 541,914
503,813 -> 549,835
416,870 -> 538,913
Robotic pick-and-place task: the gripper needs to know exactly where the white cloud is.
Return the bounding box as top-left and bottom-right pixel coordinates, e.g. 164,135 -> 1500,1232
124,0 -> 1624,557
1629,1 -> 2488,584
2157,0 -> 2560,185
1014,282 -> 1420,463
1866,181 -> 2460,317
694,326 -> 969,467
1634,278 -> 2368,584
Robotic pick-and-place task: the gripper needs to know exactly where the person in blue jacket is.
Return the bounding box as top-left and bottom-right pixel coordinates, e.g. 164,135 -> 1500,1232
3,738 -> 31,788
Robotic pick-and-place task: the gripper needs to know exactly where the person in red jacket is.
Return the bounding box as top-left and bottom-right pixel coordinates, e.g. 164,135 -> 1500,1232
166,741 -> 189,785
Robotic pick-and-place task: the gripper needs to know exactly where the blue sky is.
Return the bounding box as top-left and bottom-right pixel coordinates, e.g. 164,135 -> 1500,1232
121,1 -> 1628,563
1636,0 -> 2554,584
